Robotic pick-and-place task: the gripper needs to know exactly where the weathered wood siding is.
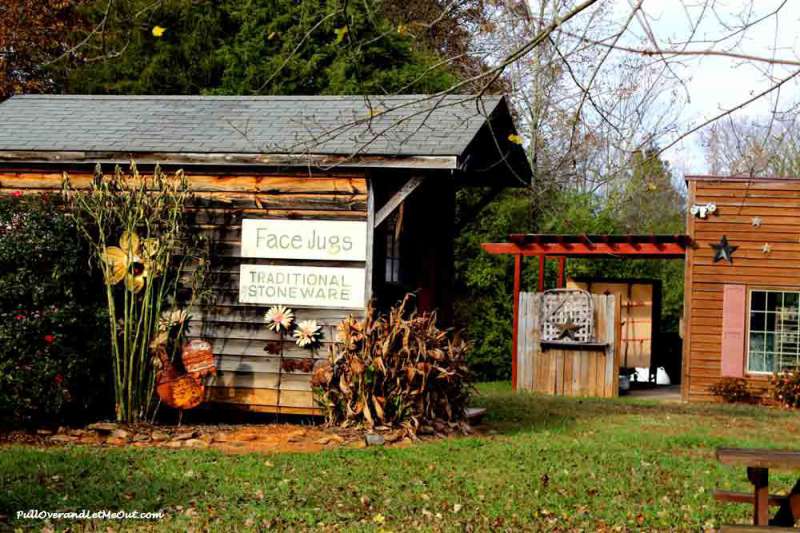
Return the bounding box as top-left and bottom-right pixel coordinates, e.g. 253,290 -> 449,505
516,292 -> 620,397
683,177 -> 800,402
0,169 -> 369,415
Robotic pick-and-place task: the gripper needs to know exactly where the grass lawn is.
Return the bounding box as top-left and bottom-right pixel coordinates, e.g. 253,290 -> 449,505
2,382 -> 799,531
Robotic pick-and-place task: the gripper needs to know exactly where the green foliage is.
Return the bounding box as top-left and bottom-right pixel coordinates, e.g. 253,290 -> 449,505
0,193 -> 109,425
65,0 -> 458,95
68,1 -> 233,94
454,189 -> 531,380
455,149 -> 686,380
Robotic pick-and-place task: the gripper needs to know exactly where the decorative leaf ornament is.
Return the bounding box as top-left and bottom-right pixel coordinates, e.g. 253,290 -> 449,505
334,26 -> 348,44
294,320 -> 322,347
264,305 -> 295,333
710,235 -> 737,264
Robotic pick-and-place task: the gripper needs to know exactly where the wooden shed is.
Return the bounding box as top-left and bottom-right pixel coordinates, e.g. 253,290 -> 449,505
683,175 -> 800,402
0,94 -> 531,415
481,234 -> 690,396
567,278 -> 662,375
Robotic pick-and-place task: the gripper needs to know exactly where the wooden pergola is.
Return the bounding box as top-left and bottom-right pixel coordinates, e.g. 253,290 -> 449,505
481,234 -> 692,390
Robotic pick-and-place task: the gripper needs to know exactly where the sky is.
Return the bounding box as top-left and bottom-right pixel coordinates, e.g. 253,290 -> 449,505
611,0 -> 800,174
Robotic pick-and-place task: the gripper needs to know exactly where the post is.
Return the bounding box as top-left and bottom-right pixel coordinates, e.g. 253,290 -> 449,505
512,254 -> 521,391
557,256 -> 566,288
537,255 -> 545,292
748,467 -> 769,526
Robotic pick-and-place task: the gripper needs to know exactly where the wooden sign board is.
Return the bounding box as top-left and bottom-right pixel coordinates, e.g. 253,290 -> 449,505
239,264 -> 366,309
241,219 -> 367,261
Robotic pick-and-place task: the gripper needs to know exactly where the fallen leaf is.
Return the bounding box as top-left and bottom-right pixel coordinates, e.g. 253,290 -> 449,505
334,26 -> 348,44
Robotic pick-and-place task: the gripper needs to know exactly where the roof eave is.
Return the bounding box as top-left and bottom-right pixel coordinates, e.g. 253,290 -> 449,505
0,150 -> 459,170
685,174 -> 800,182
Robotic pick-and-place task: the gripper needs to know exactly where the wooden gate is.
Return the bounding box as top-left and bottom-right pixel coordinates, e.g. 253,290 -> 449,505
516,292 -> 621,397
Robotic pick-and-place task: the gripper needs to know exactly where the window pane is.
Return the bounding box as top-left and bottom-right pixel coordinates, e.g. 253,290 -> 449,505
766,312 -> 776,332
764,332 -> 775,353
767,292 -> 780,311
750,333 -> 765,353
764,352 -> 775,373
749,352 -> 765,373
751,291 -> 766,311
784,292 -> 799,309
750,311 -> 765,331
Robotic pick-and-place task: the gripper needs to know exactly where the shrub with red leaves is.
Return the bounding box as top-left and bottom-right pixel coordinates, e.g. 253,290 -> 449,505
772,370 -> 800,408
710,377 -> 755,404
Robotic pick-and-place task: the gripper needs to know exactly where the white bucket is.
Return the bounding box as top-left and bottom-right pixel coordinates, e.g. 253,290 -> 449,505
633,367 -> 650,383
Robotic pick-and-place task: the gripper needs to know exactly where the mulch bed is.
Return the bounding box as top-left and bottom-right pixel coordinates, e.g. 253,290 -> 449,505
0,421 -> 470,454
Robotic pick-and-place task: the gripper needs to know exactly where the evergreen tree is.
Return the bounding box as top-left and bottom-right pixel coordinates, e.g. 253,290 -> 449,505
65,0 -> 459,95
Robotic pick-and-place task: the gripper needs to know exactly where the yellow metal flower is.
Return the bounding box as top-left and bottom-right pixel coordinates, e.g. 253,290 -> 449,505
100,231 -> 159,293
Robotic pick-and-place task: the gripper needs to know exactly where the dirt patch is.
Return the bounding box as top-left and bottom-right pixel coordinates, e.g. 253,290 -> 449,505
0,421 -> 461,454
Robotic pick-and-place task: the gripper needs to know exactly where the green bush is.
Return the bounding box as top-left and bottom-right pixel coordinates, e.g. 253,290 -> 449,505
0,192 -> 109,426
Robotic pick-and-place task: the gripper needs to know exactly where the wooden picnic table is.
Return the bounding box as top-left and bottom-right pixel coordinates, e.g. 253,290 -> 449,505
715,448 -> 800,531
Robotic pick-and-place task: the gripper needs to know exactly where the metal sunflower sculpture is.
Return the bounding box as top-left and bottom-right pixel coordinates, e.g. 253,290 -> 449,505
100,231 -> 159,293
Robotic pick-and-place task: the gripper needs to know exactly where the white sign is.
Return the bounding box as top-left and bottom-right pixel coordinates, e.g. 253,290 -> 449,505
239,264 -> 366,309
241,219 -> 367,261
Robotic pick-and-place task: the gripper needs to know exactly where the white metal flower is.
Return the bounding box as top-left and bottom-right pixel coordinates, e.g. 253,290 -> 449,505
264,305 -> 295,333
293,320 -> 322,347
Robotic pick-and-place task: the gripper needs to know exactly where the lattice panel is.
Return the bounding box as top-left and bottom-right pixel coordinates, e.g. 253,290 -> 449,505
540,289 -> 595,343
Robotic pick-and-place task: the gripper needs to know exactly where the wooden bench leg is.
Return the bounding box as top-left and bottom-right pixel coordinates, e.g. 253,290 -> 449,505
748,467 -> 769,526
771,479 -> 800,527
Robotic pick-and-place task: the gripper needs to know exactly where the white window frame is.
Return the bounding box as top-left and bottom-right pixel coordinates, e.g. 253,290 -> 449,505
746,288 -> 800,375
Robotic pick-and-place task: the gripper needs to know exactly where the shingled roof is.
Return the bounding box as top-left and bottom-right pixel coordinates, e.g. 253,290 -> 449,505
0,94 -> 514,161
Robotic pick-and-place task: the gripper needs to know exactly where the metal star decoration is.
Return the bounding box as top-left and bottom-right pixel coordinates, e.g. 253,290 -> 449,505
711,235 -> 737,264
752,217 -> 762,228
762,242 -> 771,254
554,321 -> 581,341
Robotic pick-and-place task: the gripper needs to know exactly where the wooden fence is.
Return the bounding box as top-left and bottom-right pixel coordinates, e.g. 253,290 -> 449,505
516,292 -> 621,397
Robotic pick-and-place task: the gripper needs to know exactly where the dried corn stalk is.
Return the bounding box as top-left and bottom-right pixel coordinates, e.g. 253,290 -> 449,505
313,296 -> 471,435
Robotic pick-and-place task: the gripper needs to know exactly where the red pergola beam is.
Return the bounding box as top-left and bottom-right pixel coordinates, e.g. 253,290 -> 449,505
481,241 -> 687,257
